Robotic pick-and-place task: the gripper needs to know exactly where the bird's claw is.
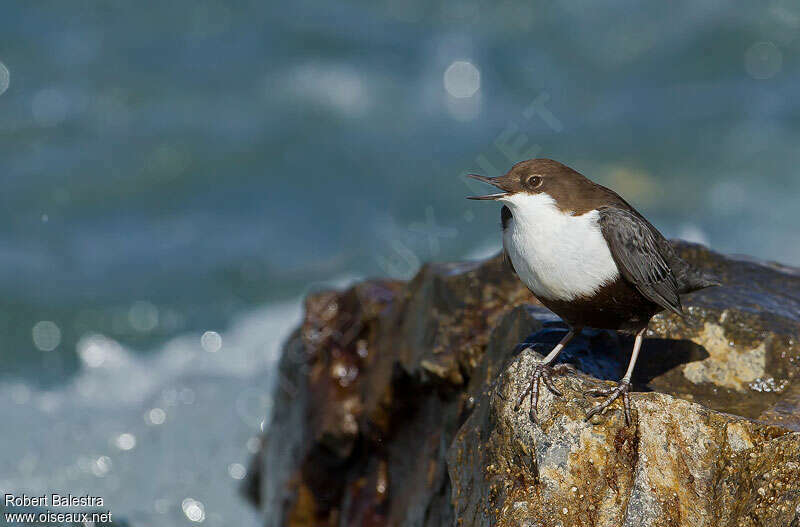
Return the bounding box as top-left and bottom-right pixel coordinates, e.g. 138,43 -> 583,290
552,363 -> 577,375
514,362 -> 565,423
585,380 -> 633,425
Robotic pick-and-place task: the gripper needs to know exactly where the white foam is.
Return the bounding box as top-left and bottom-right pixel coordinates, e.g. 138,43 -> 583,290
0,274 -> 361,525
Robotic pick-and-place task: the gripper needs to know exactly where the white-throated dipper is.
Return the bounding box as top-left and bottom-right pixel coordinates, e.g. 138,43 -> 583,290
467,159 -> 719,424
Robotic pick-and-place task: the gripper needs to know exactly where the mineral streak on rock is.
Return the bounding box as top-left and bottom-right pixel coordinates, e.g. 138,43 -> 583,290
249,242 -> 800,527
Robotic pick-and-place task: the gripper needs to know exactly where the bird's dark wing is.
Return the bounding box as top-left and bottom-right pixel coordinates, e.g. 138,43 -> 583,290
598,207 -> 683,315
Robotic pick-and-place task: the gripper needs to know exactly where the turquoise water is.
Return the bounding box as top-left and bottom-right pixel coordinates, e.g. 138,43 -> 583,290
1,1 -> 799,525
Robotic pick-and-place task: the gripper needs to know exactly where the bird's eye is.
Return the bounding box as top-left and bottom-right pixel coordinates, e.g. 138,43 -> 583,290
527,175 -> 543,188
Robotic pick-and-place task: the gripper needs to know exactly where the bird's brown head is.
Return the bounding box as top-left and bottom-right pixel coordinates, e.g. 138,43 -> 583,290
466,158 -> 607,214
466,159 -> 588,199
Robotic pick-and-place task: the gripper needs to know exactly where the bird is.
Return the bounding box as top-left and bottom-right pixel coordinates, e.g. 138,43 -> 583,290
467,158 -> 719,424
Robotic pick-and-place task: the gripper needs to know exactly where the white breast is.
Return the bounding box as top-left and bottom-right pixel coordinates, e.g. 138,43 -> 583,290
501,192 -> 620,301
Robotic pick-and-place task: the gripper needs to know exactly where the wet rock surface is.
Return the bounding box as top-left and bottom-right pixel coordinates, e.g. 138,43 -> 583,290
247,242 -> 800,526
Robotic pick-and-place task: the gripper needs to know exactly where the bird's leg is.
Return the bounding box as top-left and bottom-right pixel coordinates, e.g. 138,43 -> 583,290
515,327 -> 582,423
585,327 -> 646,425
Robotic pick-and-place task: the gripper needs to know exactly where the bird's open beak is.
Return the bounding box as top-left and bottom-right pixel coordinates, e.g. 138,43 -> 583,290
466,174 -> 508,200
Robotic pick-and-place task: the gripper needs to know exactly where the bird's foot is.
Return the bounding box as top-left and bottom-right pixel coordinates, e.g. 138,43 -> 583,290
585,380 -> 633,425
514,361 -> 569,423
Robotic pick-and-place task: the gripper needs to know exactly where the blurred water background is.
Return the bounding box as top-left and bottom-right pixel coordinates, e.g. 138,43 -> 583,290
1,1 -> 799,525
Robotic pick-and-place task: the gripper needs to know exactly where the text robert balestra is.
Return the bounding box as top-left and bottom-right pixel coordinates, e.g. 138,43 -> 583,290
4,493 -> 105,507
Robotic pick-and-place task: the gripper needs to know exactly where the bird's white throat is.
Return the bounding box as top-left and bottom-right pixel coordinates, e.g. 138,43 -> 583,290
501,192 -> 620,301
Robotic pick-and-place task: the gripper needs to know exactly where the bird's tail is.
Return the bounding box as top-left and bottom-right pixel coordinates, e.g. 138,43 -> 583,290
680,268 -> 721,294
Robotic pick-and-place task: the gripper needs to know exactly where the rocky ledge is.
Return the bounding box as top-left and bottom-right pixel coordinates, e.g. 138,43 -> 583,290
245,242 -> 800,526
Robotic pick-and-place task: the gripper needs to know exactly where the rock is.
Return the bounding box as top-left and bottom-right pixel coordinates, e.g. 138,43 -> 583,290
449,308 -> 800,527
256,256 -> 533,527
248,242 -> 800,526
